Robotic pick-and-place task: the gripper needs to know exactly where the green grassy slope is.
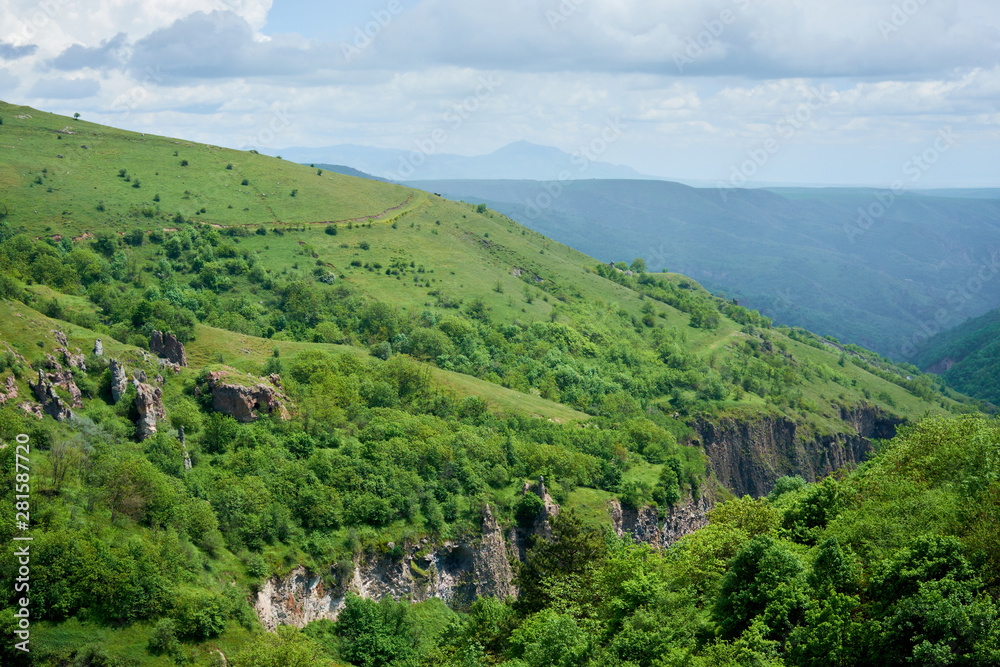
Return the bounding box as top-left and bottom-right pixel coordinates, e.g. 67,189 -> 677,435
408,178 -> 1000,359
0,103 -> 988,666
0,101 -> 420,236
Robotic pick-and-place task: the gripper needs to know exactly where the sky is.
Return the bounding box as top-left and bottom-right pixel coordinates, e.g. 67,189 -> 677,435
1,0 -> 999,187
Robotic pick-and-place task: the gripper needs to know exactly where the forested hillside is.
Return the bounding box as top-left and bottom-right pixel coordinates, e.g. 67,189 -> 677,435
0,103 -> 995,666
913,307 -> 1000,406
408,178 -> 1000,359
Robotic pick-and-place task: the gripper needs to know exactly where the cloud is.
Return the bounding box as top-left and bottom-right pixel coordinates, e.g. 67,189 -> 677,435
0,41 -> 37,60
128,10 -> 328,83
0,67 -> 19,90
49,32 -> 128,71
360,0 -> 1000,79
28,76 -> 100,99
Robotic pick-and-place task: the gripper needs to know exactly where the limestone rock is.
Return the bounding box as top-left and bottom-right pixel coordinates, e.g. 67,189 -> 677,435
60,347 -> 86,372
202,370 -> 289,423
608,491 -> 714,549
19,402 -> 43,419
0,375 -> 18,406
150,330 -> 187,367
109,358 -> 128,404
29,369 -> 73,421
254,515 -> 517,632
696,404 -> 903,497
133,380 -> 166,441
93,339 -> 103,356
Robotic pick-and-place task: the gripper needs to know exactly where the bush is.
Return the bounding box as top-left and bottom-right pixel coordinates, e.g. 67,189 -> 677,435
173,591 -> 229,640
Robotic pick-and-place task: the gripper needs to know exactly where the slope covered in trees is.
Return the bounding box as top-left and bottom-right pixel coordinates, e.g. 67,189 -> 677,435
0,104 -> 991,665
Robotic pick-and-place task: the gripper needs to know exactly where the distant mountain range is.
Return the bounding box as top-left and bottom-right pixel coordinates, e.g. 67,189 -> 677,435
268,140 -> 652,181
404,178 -> 1000,360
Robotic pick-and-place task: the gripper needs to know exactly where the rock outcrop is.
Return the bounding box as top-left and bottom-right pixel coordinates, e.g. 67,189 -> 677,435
200,371 -> 290,423
150,330 -> 187,367
29,369 -> 74,421
109,359 -> 128,403
0,375 -> 17,406
254,504 -> 516,631
696,404 -> 903,498
133,380 -> 165,440
59,347 -> 86,372
609,491 -> 714,549
93,339 -> 103,356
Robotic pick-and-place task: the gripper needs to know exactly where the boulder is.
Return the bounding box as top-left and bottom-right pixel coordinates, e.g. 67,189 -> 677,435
150,330 -> 187,367
201,370 -> 289,423
93,339 -> 103,356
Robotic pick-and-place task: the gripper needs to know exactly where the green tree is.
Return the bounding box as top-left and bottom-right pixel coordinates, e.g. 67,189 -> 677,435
333,594 -> 418,667
714,535 -> 805,639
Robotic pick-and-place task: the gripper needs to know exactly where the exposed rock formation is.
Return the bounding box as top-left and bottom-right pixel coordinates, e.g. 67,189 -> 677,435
696,404 -> 902,498
59,347 -> 86,372
19,402 -> 43,419
609,491 -> 714,549
0,375 -> 17,406
93,339 -> 103,356
133,380 -> 166,441
520,476 -> 560,540
109,359 -> 128,404
179,425 -> 192,470
52,330 -> 68,347
150,330 -> 187,367
254,504 -> 516,631
200,371 -> 290,423
29,369 -> 74,421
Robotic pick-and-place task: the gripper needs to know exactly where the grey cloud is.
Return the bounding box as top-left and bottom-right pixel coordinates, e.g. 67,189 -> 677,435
49,33 -> 128,71
128,11 -> 333,83
28,76 -> 100,99
364,0 -> 1000,80
0,41 -> 37,60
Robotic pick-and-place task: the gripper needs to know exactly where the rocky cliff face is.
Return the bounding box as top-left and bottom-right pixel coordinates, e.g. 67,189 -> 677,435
254,504 -> 516,630
608,491 -> 714,549
150,330 -> 187,367
696,404 -> 902,498
201,371 -> 290,423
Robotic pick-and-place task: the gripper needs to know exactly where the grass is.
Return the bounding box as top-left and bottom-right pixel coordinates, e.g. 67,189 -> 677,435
0,100 -> 422,238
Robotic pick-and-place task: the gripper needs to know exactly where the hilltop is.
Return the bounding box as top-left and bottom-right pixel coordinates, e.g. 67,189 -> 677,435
0,103 -> 991,665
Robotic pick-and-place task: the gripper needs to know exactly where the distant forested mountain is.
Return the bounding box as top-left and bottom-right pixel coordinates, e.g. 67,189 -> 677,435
409,178 -> 1000,359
